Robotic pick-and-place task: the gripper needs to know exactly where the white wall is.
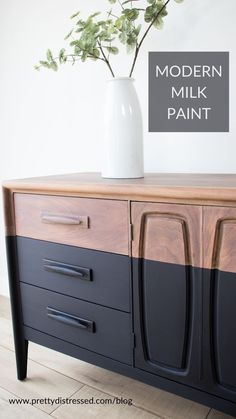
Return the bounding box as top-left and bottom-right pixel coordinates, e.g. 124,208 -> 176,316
1,0 -> 236,296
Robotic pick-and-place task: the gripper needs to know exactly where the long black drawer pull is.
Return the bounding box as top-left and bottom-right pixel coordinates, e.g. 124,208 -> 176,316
43,259 -> 92,281
47,307 -> 95,333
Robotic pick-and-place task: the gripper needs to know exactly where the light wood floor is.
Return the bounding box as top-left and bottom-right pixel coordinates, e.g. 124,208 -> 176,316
0,295 -> 233,419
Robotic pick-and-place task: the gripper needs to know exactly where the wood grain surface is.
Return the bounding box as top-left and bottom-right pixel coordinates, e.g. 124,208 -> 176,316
203,206 -> 236,272
4,173 -> 236,269
4,172 -> 236,205
14,193 -> 129,255
2,187 -> 16,236
131,202 -> 202,267
0,295 -> 213,419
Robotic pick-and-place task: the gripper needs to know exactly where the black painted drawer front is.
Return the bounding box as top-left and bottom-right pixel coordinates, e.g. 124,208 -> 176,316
16,237 -> 130,312
20,283 -> 132,365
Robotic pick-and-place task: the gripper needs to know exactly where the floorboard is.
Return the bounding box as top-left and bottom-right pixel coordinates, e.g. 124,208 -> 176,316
0,295 -> 233,419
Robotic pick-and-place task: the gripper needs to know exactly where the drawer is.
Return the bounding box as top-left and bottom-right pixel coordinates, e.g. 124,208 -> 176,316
20,283 -> 132,365
14,194 -> 129,255
17,237 -> 130,312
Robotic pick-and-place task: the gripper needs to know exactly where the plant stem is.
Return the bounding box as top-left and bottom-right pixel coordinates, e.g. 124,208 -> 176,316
66,53 -> 104,62
129,0 -> 171,77
107,11 -> 119,19
118,0 -> 124,10
98,41 -> 115,77
36,52 -> 105,70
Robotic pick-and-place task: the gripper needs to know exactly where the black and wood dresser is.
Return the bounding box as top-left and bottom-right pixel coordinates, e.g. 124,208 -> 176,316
3,172 -> 236,416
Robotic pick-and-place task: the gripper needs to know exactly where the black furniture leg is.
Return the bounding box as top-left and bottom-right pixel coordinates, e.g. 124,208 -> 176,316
15,340 -> 28,381
6,235 -> 28,380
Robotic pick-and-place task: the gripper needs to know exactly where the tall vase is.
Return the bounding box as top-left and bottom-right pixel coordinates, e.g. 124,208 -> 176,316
101,77 -> 144,179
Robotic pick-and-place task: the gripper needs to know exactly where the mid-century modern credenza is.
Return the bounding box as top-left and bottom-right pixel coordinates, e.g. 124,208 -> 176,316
3,173 -> 236,416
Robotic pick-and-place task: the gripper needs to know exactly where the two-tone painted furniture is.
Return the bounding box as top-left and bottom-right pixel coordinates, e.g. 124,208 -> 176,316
3,173 -> 236,416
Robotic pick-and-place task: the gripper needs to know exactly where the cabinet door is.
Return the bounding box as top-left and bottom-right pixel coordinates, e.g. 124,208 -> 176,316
203,206 -> 236,402
132,202 -> 202,385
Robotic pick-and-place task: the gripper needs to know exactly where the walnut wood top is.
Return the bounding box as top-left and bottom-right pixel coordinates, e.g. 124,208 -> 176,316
3,172 -> 236,205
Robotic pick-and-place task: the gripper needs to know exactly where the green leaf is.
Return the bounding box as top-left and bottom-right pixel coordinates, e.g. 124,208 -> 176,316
126,42 -> 136,54
59,48 -> 66,63
144,5 -> 155,22
119,31 -> 127,43
76,19 -> 85,27
106,46 -> 119,54
39,60 -> 51,69
34,65 -> 40,71
161,7 -> 168,17
108,0 -> 116,3
70,40 -> 78,46
75,27 -> 84,33
153,15 -> 164,29
74,45 -> 81,55
93,48 -> 100,57
50,61 -> 58,71
46,49 -> 53,62
64,29 -> 73,40
81,51 -> 88,62
144,1 -> 168,23
134,24 -> 141,36
174,0 -> 184,2
70,11 -> 80,19
90,12 -> 101,18
103,37 -> 116,42
122,8 -> 139,21
115,16 -> 125,30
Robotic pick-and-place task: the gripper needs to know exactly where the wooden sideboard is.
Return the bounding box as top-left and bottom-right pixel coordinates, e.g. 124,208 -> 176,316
3,173 -> 236,416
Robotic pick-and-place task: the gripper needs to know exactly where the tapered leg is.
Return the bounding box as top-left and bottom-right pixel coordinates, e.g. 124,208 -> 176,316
6,236 -> 29,380
15,339 -> 28,380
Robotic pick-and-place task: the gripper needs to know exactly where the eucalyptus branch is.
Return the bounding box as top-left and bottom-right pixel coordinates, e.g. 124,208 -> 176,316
98,40 -> 115,77
36,0 -> 183,77
67,53 -> 104,62
35,52 -> 105,71
129,0 -> 171,77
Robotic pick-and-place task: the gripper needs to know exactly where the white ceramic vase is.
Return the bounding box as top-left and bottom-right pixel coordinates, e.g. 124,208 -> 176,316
101,77 -> 144,179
